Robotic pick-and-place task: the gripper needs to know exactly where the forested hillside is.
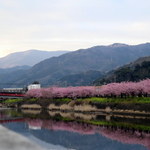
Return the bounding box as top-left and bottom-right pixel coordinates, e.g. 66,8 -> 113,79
94,56 -> 150,85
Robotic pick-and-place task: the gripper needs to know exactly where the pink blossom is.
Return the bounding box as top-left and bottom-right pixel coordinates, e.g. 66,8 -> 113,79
25,79 -> 150,98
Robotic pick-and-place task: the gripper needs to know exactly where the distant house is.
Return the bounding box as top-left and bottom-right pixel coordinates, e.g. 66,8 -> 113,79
27,82 -> 41,90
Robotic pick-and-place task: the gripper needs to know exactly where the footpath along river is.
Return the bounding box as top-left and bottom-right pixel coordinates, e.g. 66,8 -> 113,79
0,125 -> 43,150
0,108 -> 149,150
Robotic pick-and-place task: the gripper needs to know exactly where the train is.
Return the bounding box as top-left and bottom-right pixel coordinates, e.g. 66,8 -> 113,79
0,83 -> 41,98
0,88 -> 27,97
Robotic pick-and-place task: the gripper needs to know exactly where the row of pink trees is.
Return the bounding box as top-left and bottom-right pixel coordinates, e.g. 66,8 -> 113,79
25,79 -> 150,99
25,86 -> 96,99
99,79 -> 150,98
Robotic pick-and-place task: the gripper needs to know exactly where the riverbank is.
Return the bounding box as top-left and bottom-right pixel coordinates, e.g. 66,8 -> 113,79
1,97 -> 150,115
0,125 -> 43,150
1,108 -> 149,150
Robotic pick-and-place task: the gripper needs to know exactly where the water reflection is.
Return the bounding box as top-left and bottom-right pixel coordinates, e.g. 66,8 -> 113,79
0,109 -> 149,150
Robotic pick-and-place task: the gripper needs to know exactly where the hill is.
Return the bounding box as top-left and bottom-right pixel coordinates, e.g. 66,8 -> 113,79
1,43 -> 150,87
55,70 -> 104,87
0,66 -> 30,74
94,56 -> 150,85
0,50 -> 68,68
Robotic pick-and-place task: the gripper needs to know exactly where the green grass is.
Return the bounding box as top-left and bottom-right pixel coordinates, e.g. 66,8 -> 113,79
26,98 -> 38,102
3,98 -> 23,104
1,97 -> 150,104
52,98 -> 72,102
78,97 -> 150,104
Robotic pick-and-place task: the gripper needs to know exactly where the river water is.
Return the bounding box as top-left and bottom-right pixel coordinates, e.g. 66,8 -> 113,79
0,109 -> 149,150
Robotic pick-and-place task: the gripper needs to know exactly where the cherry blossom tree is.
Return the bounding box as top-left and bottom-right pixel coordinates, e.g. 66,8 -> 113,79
25,79 -> 150,99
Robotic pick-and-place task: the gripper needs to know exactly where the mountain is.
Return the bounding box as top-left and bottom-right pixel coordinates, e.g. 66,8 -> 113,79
1,43 -> 150,87
55,70 -> 104,87
0,65 -> 31,74
0,50 -> 68,68
94,56 -> 150,85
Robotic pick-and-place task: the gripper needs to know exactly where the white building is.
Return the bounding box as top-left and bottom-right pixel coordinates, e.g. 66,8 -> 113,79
27,84 -> 41,90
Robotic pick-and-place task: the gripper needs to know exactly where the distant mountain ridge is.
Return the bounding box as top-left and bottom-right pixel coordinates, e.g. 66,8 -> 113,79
0,43 -> 150,87
109,43 -> 129,47
13,43 -> 150,86
0,50 -> 68,68
0,65 -> 31,74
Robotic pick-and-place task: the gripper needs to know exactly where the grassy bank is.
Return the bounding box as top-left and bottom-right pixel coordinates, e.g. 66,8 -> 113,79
0,97 -> 150,114
77,97 -> 150,103
2,97 -> 150,105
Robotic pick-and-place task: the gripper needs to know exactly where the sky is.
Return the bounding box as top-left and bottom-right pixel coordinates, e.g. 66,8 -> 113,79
0,0 -> 150,57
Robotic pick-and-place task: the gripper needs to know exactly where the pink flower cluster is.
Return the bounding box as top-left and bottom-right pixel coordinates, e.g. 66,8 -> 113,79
25,79 -> 150,98
99,79 -> 150,97
25,86 -> 96,99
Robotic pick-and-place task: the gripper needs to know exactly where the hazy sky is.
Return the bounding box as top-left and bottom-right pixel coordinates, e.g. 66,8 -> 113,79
0,0 -> 150,57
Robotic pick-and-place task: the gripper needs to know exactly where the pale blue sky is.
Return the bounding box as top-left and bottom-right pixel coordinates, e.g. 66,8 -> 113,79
0,0 -> 150,57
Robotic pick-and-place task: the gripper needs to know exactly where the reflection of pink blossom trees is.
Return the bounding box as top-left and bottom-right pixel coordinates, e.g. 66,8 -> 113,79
25,79 -> 150,99
26,118 -> 150,149
26,119 -> 95,135
99,127 -> 150,149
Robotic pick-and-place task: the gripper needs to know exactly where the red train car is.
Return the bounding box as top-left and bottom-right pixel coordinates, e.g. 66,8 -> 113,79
0,88 -> 26,97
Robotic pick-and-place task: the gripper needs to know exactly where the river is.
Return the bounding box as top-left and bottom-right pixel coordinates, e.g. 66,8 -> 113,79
0,109 -> 149,150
